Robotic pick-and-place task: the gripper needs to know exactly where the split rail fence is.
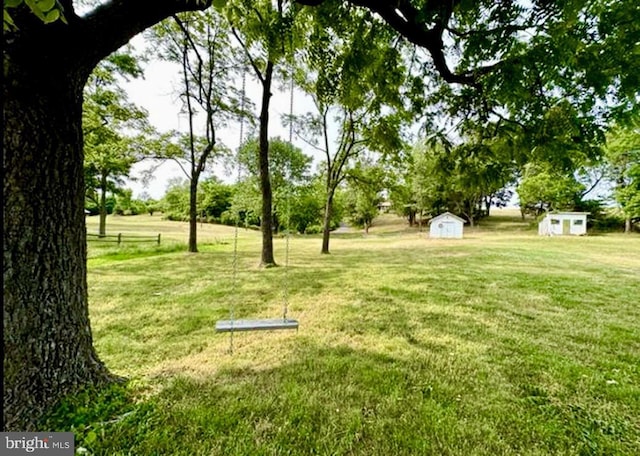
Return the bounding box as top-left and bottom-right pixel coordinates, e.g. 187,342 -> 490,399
87,233 -> 161,245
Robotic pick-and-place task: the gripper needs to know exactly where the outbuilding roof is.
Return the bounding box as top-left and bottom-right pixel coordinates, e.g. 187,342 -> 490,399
545,212 -> 590,216
429,211 -> 466,224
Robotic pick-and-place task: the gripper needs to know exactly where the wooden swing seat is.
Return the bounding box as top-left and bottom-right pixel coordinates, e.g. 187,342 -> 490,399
215,318 -> 299,333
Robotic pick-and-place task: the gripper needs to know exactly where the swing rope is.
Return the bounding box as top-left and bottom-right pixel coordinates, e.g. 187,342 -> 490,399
281,48 -> 295,322
216,69 -> 299,340
216,17 -> 299,343
227,66 -> 247,353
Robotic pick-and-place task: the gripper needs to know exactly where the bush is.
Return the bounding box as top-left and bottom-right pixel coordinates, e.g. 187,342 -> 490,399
304,224 -> 324,234
164,213 -> 189,222
591,211 -> 626,232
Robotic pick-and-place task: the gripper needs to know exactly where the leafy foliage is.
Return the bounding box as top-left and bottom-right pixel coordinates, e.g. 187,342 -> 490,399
4,0 -> 66,30
295,4 -> 414,251
233,137 -> 313,232
604,117 -> 640,228
517,163 -> 585,215
344,158 -> 385,232
83,51 -> 152,234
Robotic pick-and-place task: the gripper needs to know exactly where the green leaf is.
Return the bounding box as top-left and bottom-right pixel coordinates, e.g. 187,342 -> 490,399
37,0 -> 56,13
4,9 -> 16,30
43,8 -> 59,23
84,430 -> 97,445
213,0 -> 227,10
5,0 -> 23,8
24,0 -> 45,20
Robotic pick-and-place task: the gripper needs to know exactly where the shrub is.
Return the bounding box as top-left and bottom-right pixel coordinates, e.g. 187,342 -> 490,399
304,224 -> 323,234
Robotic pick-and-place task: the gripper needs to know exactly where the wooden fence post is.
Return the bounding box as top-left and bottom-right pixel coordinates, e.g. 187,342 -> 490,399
157,234 -> 161,245
117,233 -> 122,245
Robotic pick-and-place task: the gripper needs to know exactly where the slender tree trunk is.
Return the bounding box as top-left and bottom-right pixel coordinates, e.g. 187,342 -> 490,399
99,173 -> 107,236
259,61 -> 276,267
625,217 -> 631,233
189,174 -> 199,253
321,192 -> 334,254
4,61 -> 112,430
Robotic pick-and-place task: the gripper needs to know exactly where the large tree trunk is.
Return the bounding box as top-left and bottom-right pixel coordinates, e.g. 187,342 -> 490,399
3,0 -> 212,433
625,217 -> 632,233
4,61 -> 112,430
258,61 -> 276,267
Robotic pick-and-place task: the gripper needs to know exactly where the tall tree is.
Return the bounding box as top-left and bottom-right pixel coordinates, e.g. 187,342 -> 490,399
447,139 -> 516,225
224,0 -> 297,266
83,52 -> 149,236
150,10 -> 240,252
296,4 -> 408,253
406,141 -> 452,228
517,163 -> 586,215
344,158 -> 385,233
200,176 -> 234,222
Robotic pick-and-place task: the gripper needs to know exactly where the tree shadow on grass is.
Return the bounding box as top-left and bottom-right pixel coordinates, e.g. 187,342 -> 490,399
41,338 -> 639,456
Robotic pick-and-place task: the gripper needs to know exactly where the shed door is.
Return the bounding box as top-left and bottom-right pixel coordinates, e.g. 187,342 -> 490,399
439,221 -> 456,237
562,219 -> 571,235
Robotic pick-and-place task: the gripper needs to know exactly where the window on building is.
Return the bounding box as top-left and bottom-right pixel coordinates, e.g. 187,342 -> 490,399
550,219 -> 560,225
573,219 -> 584,225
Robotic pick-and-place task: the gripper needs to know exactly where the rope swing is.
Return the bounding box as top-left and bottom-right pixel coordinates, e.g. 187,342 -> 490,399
215,48 -> 299,346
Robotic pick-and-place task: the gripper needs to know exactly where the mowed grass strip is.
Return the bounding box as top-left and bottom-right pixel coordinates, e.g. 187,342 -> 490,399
66,213 -> 640,455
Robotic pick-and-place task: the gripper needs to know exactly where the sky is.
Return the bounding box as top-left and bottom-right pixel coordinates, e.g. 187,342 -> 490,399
121,35 -> 319,200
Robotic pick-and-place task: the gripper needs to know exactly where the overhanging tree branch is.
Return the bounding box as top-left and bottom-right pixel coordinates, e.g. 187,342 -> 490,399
78,0 -> 212,69
297,0 -> 498,87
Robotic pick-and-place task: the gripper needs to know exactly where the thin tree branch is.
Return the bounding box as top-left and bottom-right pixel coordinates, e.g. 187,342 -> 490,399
230,27 -> 265,84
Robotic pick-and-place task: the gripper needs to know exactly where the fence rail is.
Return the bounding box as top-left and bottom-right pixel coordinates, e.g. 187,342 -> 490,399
87,233 -> 161,245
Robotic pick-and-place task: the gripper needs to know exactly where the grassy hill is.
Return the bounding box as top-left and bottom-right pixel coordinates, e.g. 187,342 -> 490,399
50,211 -> 640,455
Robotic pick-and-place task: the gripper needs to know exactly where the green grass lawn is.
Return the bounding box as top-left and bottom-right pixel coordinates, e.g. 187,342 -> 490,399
46,212 -> 640,455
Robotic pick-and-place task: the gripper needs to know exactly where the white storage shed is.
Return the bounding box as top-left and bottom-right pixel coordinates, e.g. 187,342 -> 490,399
538,212 -> 589,236
429,212 -> 466,239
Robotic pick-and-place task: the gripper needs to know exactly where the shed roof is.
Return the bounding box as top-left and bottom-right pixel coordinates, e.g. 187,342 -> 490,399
546,212 -> 590,216
429,211 -> 466,224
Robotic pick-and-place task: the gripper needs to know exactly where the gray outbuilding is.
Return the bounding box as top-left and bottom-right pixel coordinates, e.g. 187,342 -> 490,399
429,212 -> 466,239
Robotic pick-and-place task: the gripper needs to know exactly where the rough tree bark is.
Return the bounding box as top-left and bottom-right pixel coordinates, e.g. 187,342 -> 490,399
3,0 -> 210,431
4,54 -> 111,431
